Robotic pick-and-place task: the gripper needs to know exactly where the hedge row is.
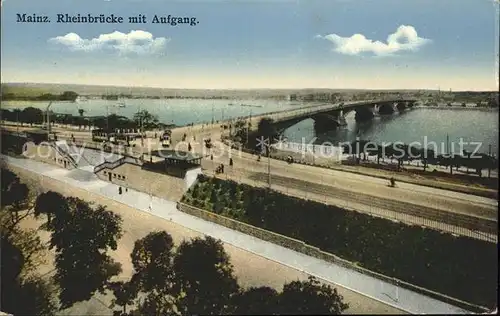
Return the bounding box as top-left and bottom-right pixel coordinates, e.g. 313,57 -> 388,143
181,175 -> 497,308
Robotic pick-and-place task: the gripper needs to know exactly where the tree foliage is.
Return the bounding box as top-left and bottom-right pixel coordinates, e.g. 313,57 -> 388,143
1,167 -> 30,227
1,167 -> 30,210
131,230 -> 175,292
133,110 -> 159,129
232,286 -> 279,315
44,196 -> 123,309
279,276 -> 349,315
1,228 -> 56,316
34,191 -> 68,226
112,231 -> 348,315
173,236 -> 239,315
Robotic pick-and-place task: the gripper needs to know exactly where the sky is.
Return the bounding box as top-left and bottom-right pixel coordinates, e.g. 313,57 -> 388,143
1,0 -> 499,90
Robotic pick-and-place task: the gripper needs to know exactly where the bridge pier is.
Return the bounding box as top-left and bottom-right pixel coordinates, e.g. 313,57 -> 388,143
396,102 -> 407,112
377,102 -> 395,115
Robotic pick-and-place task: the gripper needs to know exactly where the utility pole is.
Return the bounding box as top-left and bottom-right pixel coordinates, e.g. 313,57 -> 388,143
246,109 -> 252,146
106,105 -> 110,131
446,134 -> 449,156
267,147 -> 271,189
46,101 -> 53,139
138,105 -> 144,146
211,104 -> 214,125
488,144 -> 492,178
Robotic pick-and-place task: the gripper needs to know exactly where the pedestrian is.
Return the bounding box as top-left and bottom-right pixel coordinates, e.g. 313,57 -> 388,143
118,187 -> 122,195
211,154 -> 213,160
125,187 -> 128,192
229,158 -> 233,166
188,143 -> 192,151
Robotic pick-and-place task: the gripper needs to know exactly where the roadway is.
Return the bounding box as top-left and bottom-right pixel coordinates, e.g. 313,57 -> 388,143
3,155 -> 471,314
3,123 -> 498,240
198,143 -> 498,241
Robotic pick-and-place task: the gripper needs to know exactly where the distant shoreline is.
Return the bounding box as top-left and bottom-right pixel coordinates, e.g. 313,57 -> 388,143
2,100 -> 498,111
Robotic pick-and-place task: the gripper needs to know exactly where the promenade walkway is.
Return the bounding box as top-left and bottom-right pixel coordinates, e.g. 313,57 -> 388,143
2,155 -> 470,315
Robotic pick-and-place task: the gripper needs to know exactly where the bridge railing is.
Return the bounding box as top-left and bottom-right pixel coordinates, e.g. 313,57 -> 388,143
269,99 -> 416,123
93,155 -> 143,174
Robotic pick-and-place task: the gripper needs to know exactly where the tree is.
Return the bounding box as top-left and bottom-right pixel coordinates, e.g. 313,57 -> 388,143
173,236 -> 239,315
278,276 -> 349,315
1,231 -> 57,316
21,106 -> 44,126
233,120 -> 248,144
133,110 -> 159,129
1,167 -> 30,223
108,281 -> 139,316
45,197 -> 123,309
232,286 -> 279,315
130,231 -> 175,292
60,91 -> 78,101
14,277 -> 58,316
34,191 -> 68,226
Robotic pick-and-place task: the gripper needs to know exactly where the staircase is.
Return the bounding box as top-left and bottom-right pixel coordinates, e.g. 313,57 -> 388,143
94,156 -> 143,174
51,141 -> 78,168
53,140 -> 123,170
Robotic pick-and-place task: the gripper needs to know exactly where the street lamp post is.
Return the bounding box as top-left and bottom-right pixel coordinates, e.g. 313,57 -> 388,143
211,104 -> 214,125
267,144 -> 271,189
246,109 -> 252,146
106,104 -> 110,131
138,105 -> 144,146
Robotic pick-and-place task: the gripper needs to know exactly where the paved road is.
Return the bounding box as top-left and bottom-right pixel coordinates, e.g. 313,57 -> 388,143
3,155 -> 471,314
6,124 -> 497,236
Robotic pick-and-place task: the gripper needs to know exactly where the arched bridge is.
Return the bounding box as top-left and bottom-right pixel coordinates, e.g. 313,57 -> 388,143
263,99 -> 418,134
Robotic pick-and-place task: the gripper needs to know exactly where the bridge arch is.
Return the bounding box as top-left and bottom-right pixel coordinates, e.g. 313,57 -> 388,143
377,102 -> 395,115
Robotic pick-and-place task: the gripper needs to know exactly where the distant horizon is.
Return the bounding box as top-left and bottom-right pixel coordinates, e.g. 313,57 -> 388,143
2,81 -> 498,93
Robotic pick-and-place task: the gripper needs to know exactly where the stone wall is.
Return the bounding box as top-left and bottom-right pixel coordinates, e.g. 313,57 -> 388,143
95,162 -> 187,201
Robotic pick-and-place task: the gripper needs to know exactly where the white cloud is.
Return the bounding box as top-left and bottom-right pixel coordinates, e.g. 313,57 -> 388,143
317,25 -> 430,57
48,30 -> 169,55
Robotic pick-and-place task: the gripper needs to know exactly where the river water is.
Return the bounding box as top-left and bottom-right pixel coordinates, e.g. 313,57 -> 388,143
3,99 -> 498,155
284,107 -> 499,155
